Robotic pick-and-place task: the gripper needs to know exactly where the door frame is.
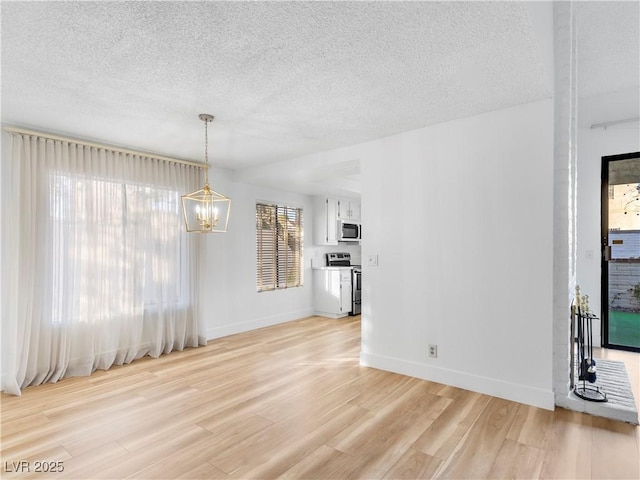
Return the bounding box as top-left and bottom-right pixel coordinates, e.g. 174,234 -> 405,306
601,151 -> 640,352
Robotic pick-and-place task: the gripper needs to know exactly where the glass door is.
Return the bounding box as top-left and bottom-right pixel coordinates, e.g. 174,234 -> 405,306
601,153 -> 640,351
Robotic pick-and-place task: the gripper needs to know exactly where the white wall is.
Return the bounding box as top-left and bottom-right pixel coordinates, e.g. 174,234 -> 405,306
270,100 -> 555,409
576,125 -> 640,347
199,170 -> 317,340
359,100 -> 555,409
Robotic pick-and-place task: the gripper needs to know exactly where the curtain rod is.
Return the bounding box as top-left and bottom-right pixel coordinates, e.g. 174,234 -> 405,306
3,125 -> 207,170
590,117 -> 640,130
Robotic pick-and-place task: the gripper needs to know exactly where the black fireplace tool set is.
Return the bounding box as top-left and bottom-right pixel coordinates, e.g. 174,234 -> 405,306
571,300 -> 607,403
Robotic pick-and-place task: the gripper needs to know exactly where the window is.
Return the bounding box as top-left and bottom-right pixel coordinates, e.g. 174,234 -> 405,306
49,172 -> 188,323
256,202 -> 303,292
3,132 -> 203,393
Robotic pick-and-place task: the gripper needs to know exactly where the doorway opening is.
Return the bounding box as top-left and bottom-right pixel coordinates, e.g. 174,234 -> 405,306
601,152 -> 640,352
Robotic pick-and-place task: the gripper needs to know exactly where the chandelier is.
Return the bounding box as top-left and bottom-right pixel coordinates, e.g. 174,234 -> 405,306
181,114 -> 231,233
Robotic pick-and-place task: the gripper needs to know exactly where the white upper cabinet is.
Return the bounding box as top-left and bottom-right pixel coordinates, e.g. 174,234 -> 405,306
314,196 -> 361,245
337,198 -> 361,221
313,196 -> 338,245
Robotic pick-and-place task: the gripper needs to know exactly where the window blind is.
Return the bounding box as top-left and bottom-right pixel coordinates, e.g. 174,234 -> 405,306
256,202 -> 303,292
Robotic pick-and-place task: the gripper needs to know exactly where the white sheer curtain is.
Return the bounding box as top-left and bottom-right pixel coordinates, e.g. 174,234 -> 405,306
1,132 -> 205,395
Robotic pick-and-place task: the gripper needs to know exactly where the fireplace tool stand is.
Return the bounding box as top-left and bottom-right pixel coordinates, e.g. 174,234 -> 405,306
572,304 -> 607,403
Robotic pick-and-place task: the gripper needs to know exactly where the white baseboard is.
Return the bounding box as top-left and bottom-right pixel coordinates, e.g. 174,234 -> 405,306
360,351 -> 555,411
312,310 -> 350,319
206,308 -> 315,341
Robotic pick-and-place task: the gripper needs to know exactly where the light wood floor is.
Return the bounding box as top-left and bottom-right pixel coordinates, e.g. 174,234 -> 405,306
2,315 -> 639,479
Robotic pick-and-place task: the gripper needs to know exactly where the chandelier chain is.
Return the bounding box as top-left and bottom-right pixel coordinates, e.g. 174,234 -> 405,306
203,115 -> 210,185
204,117 -> 209,166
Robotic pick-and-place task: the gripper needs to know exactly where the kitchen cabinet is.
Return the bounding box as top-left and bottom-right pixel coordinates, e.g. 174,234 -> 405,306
313,268 -> 352,318
313,196 -> 338,245
314,196 -> 361,245
338,199 -> 360,221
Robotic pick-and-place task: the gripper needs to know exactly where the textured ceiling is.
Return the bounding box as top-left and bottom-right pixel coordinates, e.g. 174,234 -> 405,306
575,1 -> 640,98
1,1 -> 637,196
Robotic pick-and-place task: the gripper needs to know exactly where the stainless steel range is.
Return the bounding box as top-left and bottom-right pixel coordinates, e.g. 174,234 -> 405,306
351,265 -> 361,315
326,252 -> 361,316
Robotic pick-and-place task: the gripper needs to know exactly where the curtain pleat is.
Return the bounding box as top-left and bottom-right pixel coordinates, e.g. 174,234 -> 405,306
1,133 -> 204,395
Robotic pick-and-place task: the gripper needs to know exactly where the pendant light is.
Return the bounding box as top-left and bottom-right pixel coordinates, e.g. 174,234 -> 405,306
181,114 -> 231,233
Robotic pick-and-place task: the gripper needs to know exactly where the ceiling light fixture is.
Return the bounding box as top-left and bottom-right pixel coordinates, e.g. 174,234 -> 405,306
181,114 -> 231,233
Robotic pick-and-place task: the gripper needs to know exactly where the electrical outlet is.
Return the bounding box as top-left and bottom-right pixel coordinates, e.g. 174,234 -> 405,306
428,344 -> 438,358
367,254 -> 379,266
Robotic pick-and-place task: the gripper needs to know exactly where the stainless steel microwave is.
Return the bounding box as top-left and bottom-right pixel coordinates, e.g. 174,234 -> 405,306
337,220 -> 361,242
